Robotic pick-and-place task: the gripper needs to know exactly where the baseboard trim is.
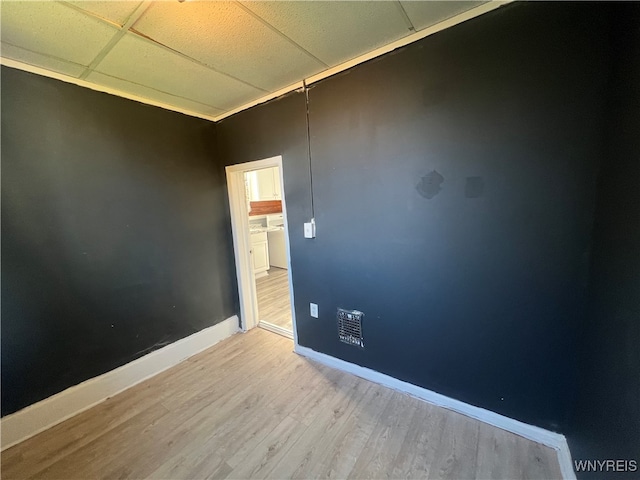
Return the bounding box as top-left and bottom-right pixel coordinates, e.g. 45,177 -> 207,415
1,315 -> 240,451
557,437 -> 577,480
294,344 -> 576,480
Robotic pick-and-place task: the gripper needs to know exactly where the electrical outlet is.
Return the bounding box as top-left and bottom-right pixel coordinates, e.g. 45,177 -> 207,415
310,303 -> 318,318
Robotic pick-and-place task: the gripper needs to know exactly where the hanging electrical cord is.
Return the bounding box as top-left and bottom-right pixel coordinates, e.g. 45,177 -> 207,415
303,79 -> 315,219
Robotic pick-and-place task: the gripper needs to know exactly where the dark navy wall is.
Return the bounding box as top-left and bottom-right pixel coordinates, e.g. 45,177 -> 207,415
218,2 -> 613,433
569,4 -> 640,477
1,67 -> 238,416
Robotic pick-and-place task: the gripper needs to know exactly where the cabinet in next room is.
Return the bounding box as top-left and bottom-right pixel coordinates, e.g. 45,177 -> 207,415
250,231 -> 269,278
247,167 -> 281,201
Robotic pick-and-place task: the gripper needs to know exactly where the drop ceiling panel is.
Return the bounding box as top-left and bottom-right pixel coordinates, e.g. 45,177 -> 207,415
64,1 -> 143,27
1,43 -> 86,78
1,0 -> 496,122
0,1 -> 118,66
86,71 -> 224,118
240,1 -> 411,66
400,1 -> 486,31
132,1 -> 324,91
95,33 -> 262,111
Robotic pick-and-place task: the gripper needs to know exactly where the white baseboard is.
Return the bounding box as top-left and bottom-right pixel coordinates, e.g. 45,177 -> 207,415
294,345 -> 576,480
1,315 -> 240,451
557,437 -> 577,480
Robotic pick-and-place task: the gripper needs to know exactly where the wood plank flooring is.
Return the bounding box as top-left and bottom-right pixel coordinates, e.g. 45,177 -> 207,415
256,267 -> 292,331
1,329 -> 563,480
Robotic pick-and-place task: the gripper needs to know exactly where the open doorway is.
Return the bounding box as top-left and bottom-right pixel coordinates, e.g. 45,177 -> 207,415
226,156 -> 296,341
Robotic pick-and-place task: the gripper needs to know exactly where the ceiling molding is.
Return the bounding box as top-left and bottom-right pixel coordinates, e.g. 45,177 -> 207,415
1,1 -> 512,125
215,80 -> 305,123
55,0 -> 289,92
0,40 -> 86,70
214,0 -> 512,122
304,0 -> 511,85
0,57 -> 219,123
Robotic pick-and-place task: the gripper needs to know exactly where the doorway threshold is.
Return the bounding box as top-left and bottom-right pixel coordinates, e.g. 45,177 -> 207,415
258,321 -> 293,340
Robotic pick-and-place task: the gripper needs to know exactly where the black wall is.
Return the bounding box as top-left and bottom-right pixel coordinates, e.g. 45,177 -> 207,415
218,2 -> 613,433
1,67 -> 238,416
569,4 -> 640,476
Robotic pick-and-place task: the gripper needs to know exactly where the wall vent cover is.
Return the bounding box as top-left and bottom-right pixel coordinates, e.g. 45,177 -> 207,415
337,308 -> 364,348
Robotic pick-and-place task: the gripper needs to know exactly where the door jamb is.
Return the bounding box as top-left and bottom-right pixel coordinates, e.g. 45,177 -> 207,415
225,156 -> 298,345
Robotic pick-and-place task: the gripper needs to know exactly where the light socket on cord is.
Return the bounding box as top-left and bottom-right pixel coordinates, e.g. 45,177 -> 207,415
304,218 -> 316,238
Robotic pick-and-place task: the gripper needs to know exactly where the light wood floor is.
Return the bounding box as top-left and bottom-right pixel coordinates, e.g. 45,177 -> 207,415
1,329 -> 562,480
256,267 -> 292,331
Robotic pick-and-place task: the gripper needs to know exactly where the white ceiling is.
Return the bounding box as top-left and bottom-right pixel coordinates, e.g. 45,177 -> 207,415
1,1 -> 490,121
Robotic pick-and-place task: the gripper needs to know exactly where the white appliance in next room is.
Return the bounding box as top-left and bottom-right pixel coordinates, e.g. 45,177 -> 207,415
267,214 -> 287,269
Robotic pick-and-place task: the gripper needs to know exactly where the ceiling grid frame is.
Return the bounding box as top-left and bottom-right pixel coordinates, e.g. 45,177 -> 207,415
1,39 -> 86,70
395,1 -> 416,31
78,0 -> 153,80
126,27 -> 269,93
1,1 -> 513,122
63,0 -> 266,91
88,69 -> 226,113
90,32 -> 263,112
218,1 -> 512,121
130,1 -> 326,91
234,1 -> 330,68
57,1 -> 125,29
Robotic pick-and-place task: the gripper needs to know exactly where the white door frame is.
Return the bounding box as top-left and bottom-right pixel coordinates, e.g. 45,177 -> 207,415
225,156 -> 298,344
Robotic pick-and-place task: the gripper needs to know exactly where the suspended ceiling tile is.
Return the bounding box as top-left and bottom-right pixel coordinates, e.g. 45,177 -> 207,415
1,43 -> 86,78
64,1 -> 143,27
400,1 -> 486,31
241,1 -> 411,66
132,1 -> 324,91
94,33 -> 262,111
0,1 -> 118,66
86,71 -> 225,118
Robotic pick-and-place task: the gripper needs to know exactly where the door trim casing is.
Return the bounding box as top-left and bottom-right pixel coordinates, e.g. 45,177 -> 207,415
225,156 -> 298,345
